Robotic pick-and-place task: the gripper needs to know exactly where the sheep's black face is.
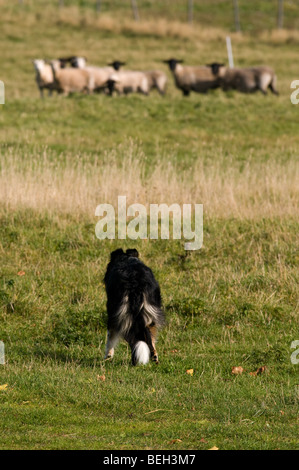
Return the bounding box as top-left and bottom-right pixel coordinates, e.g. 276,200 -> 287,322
207,63 -> 225,76
59,59 -> 67,69
108,61 -> 126,71
163,59 -> 183,72
70,58 -> 79,68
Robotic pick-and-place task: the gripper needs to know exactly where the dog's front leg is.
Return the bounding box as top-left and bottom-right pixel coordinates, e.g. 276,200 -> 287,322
104,330 -> 120,360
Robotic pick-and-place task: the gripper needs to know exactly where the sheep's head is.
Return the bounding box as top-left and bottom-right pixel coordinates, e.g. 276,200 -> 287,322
50,60 -> 61,72
70,56 -> 87,68
32,59 -> 46,73
207,63 -> 226,77
163,58 -> 184,72
58,58 -> 69,69
108,61 -> 126,71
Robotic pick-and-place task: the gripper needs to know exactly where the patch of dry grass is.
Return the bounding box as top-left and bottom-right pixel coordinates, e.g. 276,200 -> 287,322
1,143 -> 298,219
2,2 -> 299,45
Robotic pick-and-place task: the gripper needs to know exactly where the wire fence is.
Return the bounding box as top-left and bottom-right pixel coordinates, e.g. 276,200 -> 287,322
8,1 -> 299,31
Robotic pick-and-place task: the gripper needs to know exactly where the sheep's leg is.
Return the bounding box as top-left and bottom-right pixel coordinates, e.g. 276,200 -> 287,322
182,89 -> 190,96
259,87 -> 267,95
269,83 -> 279,95
39,87 -> 44,99
259,75 -> 271,95
85,85 -> 94,95
104,329 -> 120,360
269,76 -> 279,95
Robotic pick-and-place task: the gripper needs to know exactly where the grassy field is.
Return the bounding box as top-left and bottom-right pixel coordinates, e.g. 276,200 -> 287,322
0,1 -> 298,450
3,0 -> 299,31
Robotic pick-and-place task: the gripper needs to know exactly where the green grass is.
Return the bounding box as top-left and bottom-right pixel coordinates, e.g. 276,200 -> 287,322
1,212 -> 298,450
0,2 -> 299,450
1,213 -> 298,449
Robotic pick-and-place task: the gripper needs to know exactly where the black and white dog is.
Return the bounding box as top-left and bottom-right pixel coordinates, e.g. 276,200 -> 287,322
104,248 -> 165,365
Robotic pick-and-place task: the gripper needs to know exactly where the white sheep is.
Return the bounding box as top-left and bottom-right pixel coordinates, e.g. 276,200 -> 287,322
145,70 -> 168,95
64,56 -> 116,93
107,70 -> 150,96
50,60 -> 94,96
208,63 -> 279,95
163,58 -> 219,96
107,61 -> 167,96
32,59 -> 56,98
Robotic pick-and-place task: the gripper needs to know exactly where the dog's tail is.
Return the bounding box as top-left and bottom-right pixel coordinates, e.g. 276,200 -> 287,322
127,287 -> 164,366
132,340 -> 151,365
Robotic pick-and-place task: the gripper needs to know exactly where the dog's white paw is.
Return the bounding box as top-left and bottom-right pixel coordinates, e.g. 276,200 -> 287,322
104,349 -> 114,360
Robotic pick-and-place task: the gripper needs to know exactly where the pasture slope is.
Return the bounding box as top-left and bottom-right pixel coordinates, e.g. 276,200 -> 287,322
0,1 -> 298,450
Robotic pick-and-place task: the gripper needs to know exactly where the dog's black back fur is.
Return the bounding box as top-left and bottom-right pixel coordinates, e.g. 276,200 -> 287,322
104,248 -> 165,364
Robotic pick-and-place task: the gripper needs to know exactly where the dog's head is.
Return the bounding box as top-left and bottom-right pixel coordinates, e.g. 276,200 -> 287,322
126,249 -> 139,258
109,248 -> 139,263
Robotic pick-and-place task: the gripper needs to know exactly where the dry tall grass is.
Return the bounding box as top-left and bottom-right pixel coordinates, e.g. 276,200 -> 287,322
2,2 -> 299,45
1,143 -> 298,220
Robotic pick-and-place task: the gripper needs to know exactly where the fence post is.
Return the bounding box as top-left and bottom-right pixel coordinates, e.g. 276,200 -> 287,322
278,0 -> 284,29
233,0 -> 241,32
226,37 -> 234,68
188,0 -> 194,24
131,0 -> 140,21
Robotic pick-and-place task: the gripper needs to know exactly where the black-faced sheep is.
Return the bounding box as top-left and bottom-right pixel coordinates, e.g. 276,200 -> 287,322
163,58 -> 219,96
208,63 -> 279,95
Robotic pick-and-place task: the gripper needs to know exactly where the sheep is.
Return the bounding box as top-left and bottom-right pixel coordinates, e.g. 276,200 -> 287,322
106,70 -> 150,96
61,56 -> 118,93
32,59 -> 56,98
163,58 -> 219,96
208,63 -> 279,95
107,61 -> 167,96
143,70 -> 168,95
50,60 -> 94,96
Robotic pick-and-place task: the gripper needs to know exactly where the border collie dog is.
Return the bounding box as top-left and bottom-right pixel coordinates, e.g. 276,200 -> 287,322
104,248 -> 165,365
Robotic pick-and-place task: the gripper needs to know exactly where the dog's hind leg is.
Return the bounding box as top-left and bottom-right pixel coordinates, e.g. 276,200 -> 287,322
147,324 -> 159,364
104,329 -> 120,360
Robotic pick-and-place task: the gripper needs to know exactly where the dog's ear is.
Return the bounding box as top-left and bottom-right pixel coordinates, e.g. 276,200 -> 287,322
126,249 -> 139,258
110,248 -> 124,261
